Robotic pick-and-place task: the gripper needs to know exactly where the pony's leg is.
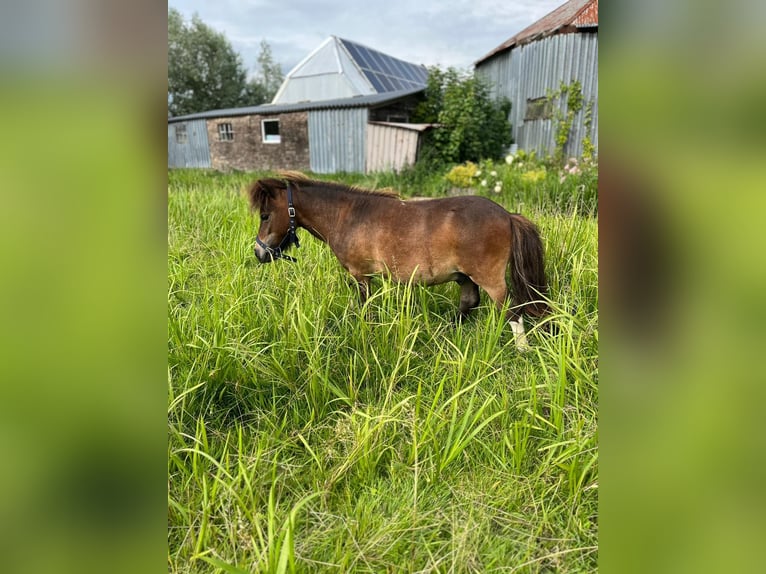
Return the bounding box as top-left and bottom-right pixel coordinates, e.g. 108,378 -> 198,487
509,316 -> 529,351
456,275 -> 480,317
482,282 -> 530,351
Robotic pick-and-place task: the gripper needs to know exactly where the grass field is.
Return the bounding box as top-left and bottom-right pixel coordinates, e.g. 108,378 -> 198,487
168,162 -> 598,573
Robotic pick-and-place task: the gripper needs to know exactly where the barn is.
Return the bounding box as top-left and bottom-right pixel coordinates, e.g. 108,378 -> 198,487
168,36 -> 432,174
475,0 -> 598,158
167,89 -> 430,173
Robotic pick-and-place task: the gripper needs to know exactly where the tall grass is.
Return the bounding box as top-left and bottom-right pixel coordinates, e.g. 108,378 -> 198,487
168,167 -> 598,572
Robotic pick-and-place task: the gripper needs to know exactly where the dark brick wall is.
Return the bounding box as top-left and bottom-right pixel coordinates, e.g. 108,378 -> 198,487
207,112 -> 310,172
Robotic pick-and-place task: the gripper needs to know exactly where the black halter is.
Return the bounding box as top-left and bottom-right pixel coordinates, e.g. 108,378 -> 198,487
256,182 -> 300,262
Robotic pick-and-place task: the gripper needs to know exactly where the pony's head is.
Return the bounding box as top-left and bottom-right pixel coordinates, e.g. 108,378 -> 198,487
246,177 -> 300,263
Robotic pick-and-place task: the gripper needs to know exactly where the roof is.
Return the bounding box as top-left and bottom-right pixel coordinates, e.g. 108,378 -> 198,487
272,36 -> 428,105
368,122 -> 436,132
475,0 -> 598,65
337,38 -> 429,93
167,87 -> 425,123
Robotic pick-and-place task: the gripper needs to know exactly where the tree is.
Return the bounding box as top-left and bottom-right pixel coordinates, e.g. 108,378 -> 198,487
240,40 -> 285,105
254,40 -> 284,102
168,8 -> 250,116
413,67 -> 512,165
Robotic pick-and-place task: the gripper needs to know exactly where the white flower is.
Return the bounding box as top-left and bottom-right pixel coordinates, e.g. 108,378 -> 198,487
505,155 -> 514,164
490,170 -> 497,177
493,184 -> 502,193
480,179 -> 487,187
475,170 -> 482,177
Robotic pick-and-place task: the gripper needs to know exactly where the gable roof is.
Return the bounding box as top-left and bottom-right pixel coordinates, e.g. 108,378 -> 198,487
272,36 -> 428,105
475,0 -> 598,65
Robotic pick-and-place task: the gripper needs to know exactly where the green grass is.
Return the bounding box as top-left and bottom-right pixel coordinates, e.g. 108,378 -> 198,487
168,166 -> 598,572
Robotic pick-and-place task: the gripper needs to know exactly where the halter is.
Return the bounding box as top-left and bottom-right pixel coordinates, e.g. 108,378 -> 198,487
255,182 -> 300,262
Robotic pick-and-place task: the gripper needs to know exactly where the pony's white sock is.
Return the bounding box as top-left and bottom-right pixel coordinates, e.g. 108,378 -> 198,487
511,318 -> 530,351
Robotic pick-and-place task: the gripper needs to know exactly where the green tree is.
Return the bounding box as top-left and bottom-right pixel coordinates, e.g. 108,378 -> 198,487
168,8 -> 250,116
254,40 -> 284,102
413,67 -> 512,165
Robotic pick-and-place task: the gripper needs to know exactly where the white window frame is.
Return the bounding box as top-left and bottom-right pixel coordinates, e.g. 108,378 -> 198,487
217,123 -> 234,142
261,119 -> 281,144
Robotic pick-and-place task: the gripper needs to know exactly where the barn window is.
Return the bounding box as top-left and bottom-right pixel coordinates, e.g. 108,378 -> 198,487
175,124 -> 188,144
217,123 -> 234,141
524,98 -> 554,121
262,119 -> 280,143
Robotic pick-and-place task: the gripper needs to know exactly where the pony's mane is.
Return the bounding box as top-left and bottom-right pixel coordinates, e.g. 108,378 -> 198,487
246,171 -> 399,211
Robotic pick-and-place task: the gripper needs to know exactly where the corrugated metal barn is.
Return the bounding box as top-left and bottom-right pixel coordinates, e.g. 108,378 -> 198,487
167,88 -> 429,173
475,0 -> 598,158
167,119 -> 210,168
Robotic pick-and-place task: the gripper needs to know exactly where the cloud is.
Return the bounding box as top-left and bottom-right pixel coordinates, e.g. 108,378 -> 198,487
169,0 -> 563,73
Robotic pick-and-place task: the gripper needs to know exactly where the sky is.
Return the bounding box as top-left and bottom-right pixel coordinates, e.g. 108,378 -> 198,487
168,0 -> 564,78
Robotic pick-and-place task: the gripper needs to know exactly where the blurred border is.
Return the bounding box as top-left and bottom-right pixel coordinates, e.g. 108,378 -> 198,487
3,0 -> 765,571
601,0 -> 766,571
0,1 -> 166,573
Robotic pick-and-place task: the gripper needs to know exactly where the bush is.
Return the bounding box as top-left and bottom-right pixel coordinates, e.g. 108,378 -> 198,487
414,67 -> 512,166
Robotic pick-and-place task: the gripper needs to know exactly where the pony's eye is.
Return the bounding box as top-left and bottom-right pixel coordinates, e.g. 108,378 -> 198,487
260,213 -> 270,221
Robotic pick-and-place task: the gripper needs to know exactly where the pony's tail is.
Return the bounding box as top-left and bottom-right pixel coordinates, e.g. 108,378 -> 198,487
509,214 -> 549,317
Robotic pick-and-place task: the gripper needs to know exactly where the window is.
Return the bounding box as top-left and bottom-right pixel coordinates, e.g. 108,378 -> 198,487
262,119 -> 280,143
175,124 -> 188,144
217,123 -> 234,141
524,98 -> 554,121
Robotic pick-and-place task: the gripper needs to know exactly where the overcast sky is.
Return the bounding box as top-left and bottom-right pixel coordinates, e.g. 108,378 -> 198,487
168,0 -> 564,77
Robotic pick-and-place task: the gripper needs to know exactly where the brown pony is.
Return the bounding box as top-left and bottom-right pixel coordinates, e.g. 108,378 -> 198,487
247,172 -> 548,349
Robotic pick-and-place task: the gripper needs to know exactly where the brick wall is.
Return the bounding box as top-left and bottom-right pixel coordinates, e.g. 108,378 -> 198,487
207,112 -> 310,172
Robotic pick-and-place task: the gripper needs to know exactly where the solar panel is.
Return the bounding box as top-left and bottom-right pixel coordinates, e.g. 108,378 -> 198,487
341,38 -> 428,94
343,41 -> 362,66
401,60 -> 417,80
366,73 -> 385,92
381,55 -> 399,78
381,73 -> 397,91
391,59 -> 408,80
390,77 -> 406,91
367,50 -> 387,76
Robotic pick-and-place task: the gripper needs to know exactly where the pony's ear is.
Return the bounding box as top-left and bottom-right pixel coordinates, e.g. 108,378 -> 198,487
246,180 -> 264,212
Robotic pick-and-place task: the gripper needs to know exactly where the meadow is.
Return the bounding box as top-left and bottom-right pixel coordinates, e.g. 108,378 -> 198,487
168,158 -> 598,573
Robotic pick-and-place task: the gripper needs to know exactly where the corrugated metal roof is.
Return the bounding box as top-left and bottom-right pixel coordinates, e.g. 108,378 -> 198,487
168,87 -> 424,124
475,0 -> 598,65
573,0 -> 598,28
367,121 -> 436,132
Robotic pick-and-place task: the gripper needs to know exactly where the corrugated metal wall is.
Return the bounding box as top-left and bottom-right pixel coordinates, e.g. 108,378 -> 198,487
308,108 -> 368,173
477,32 -> 598,158
167,119 -> 211,168
366,124 -> 420,173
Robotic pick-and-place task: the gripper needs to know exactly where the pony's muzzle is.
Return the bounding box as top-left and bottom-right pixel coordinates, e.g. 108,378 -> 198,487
253,241 -> 274,263
254,242 -> 273,263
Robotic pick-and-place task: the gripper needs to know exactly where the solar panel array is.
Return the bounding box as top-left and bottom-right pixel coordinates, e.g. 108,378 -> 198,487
340,39 -> 429,93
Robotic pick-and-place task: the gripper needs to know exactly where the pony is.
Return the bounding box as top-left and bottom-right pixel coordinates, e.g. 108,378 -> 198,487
247,172 -> 548,350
